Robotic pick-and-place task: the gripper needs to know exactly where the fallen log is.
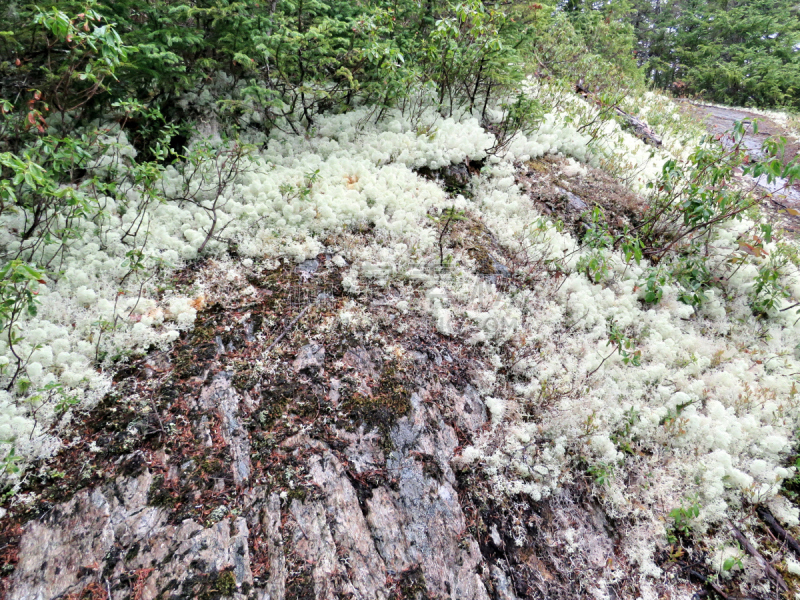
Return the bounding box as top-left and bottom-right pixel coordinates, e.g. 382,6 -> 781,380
575,83 -> 663,147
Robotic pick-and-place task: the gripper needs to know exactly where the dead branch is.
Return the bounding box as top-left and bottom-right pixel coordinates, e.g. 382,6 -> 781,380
575,83 -> 663,147
728,521 -> 788,592
757,506 -> 800,558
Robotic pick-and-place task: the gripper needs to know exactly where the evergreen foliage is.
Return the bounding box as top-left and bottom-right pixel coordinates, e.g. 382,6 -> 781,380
559,0 -> 643,86
1,0 -> 554,138
0,0 -> 646,290
631,0 -> 800,108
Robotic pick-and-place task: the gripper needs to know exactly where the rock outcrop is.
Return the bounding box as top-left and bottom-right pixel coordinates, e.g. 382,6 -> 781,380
0,254 -> 705,600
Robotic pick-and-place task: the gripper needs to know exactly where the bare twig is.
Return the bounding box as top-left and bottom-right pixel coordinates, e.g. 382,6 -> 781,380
585,347 -> 617,379
264,305 -> 310,355
687,569 -> 728,599
148,394 -> 167,439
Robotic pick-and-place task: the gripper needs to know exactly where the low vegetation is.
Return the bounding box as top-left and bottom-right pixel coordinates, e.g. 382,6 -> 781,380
1,0 -> 800,593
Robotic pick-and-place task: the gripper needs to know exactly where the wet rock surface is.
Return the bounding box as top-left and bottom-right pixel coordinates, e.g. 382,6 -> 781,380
681,101 -> 800,234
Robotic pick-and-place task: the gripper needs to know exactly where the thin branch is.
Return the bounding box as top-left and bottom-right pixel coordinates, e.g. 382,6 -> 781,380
264,305 -> 310,355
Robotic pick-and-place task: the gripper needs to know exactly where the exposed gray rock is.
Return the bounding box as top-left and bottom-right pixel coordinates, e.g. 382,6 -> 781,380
3,334 -> 632,600
452,385 -> 487,435
382,393 -> 489,600
5,372 -> 499,600
488,255 -> 511,278
199,372 -> 252,486
293,343 -> 325,373
490,563 -> 519,600
256,493 -> 287,600
554,185 -> 588,211
290,452 -> 389,599
442,163 -> 471,191
9,470 -> 254,600
296,259 -> 320,275
342,346 -> 381,383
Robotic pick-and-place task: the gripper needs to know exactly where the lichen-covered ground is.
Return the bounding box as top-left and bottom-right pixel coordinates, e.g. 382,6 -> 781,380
2,92 -> 800,599
0,245 -> 716,600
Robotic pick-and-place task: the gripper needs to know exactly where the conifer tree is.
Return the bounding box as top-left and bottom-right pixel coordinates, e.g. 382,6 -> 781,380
632,0 -> 800,107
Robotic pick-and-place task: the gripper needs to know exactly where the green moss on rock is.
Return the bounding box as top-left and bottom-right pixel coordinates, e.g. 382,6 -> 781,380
216,569 -> 237,596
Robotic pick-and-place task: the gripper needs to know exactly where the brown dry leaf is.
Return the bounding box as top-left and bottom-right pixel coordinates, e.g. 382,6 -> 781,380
737,242 -> 765,258
191,294 -> 207,310
520,548 -> 554,581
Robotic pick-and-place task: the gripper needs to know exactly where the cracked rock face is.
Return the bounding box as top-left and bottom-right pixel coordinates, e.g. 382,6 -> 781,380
6,372 -> 499,600
293,344 -> 326,374
0,258 -> 638,600
10,469 -> 254,600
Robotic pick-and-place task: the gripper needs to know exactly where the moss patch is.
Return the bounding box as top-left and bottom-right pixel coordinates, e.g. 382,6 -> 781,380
179,567 -> 241,600
232,366 -> 259,392
256,379 -> 317,430
215,569 -> 237,596
285,563 -> 316,600
338,359 -> 411,435
393,565 -> 431,599
148,474 -> 176,508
